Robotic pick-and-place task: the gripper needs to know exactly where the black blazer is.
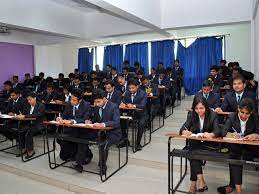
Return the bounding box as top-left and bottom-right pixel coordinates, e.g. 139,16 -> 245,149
180,111 -> 221,137
106,89 -> 122,106
122,89 -> 147,111
222,112 -> 259,137
40,91 -> 60,103
221,90 -> 256,112
70,83 -> 85,92
22,102 -> 46,130
195,91 -> 221,109
3,97 -> 26,115
12,83 -> 24,91
92,101 -> 121,132
62,100 -> 91,123
140,83 -> 159,97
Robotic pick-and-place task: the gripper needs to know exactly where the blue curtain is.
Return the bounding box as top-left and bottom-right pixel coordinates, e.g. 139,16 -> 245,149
124,42 -> 148,74
103,44 -> 123,72
177,37 -> 223,95
78,48 -> 93,73
151,40 -> 174,68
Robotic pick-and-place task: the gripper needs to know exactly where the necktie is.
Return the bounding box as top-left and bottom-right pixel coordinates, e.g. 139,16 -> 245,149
73,106 -> 76,117
237,95 -> 241,103
122,86 -> 125,92
99,108 -> 102,119
205,94 -> 208,99
108,93 -> 111,100
131,94 -> 135,103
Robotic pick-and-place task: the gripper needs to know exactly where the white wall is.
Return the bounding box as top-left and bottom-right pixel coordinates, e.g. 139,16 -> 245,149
34,44 -> 78,77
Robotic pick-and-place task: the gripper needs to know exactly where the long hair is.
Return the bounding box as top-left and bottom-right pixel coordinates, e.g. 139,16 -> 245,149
191,96 -> 211,131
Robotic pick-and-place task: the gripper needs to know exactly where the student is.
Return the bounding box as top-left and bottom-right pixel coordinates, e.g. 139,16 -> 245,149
104,80 -> 122,106
140,77 -> 160,118
195,80 -> 221,110
80,89 -> 121,174
38,72 -> 47,92
41,84 -> 60,103
12,76 -> 24,91
111,67 -> 118,81
56,89 -> 92,165
122,67 -> 133,81
209,66 -> 224,93
71,76 -> 85,91
134,62 -> 144,75
0,80 -> 12,101
104,64 -> 112,80
2,89 -> 26,115
180,96 -> 221,194
23,73 -> 34,88
148,67 -> 157,82
117,74 -> 128,94
172,59 -> 184,100
0,89 -> 26,141
17,92 -> 46,159
215,76 -> 256,113
61,86 -> 72,103
217,98 -> 259,194
153,70 -> 171,90
55,73 -> 65,88
68,73 -> 75,86
120,78 -> 148,151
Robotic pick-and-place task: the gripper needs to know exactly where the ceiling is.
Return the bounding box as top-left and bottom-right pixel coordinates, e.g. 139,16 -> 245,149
0,0 -> 256,45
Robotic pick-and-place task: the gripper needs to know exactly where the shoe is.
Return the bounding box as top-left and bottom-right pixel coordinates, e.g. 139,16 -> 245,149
25,151 -> 35,159
72,163 -> 83,173
16,150 -> 27,157
136,144 -> 142,152
197,185 -> 208,192
82,155 -> 93,165
217,185 -> 234,194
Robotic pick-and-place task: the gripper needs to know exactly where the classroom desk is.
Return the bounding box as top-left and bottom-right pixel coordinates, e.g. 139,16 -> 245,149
44,121 -> 128,182
167,133 -> 259,194
119,106 -> 151,153
0,115 -> 48,162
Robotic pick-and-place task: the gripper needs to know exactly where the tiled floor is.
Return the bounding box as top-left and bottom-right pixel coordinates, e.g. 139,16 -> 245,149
0,96 -> 258,194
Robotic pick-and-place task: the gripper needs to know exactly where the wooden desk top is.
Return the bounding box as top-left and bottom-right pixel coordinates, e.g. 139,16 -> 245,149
184,109 -> 233,116
44,121 -> 112,131
166,133 -> 259,146
43,102 -> 66,106
119,106 -> 143,111
147,95 -> 159,99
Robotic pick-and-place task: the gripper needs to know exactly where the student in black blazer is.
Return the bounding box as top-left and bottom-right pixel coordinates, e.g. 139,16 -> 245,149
104,80 -> 122,106
40,84 -> 60,103
209,66 -> 224,93
148,67 -> 158,82
56,89 -> 92,164
140,77 -> 160,118
23,73 -> 34,89
117,75 -> 128,94
17,92 -> 46,159
120,78 -> 148,151
12,76 -> 24,91
218,98 -> 259,194
180,96 -> 221,194
195,80 -> 221,110
215,76 -> 256,113
172,59 -> 184,100
78,89 -> 121,174
0,89 -> 26,141
70,76 -> 85,92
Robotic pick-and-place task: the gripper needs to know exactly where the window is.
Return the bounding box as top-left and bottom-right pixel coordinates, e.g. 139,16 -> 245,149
96,46 -> 105,70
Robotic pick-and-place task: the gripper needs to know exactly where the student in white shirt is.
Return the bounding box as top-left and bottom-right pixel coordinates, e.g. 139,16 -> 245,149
180,96 -> 221,194
218,98 -> 259,194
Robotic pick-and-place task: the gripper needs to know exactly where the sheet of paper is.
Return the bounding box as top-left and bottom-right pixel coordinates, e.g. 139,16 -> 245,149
223,137 -> 244,141
0,114 -> 14,119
